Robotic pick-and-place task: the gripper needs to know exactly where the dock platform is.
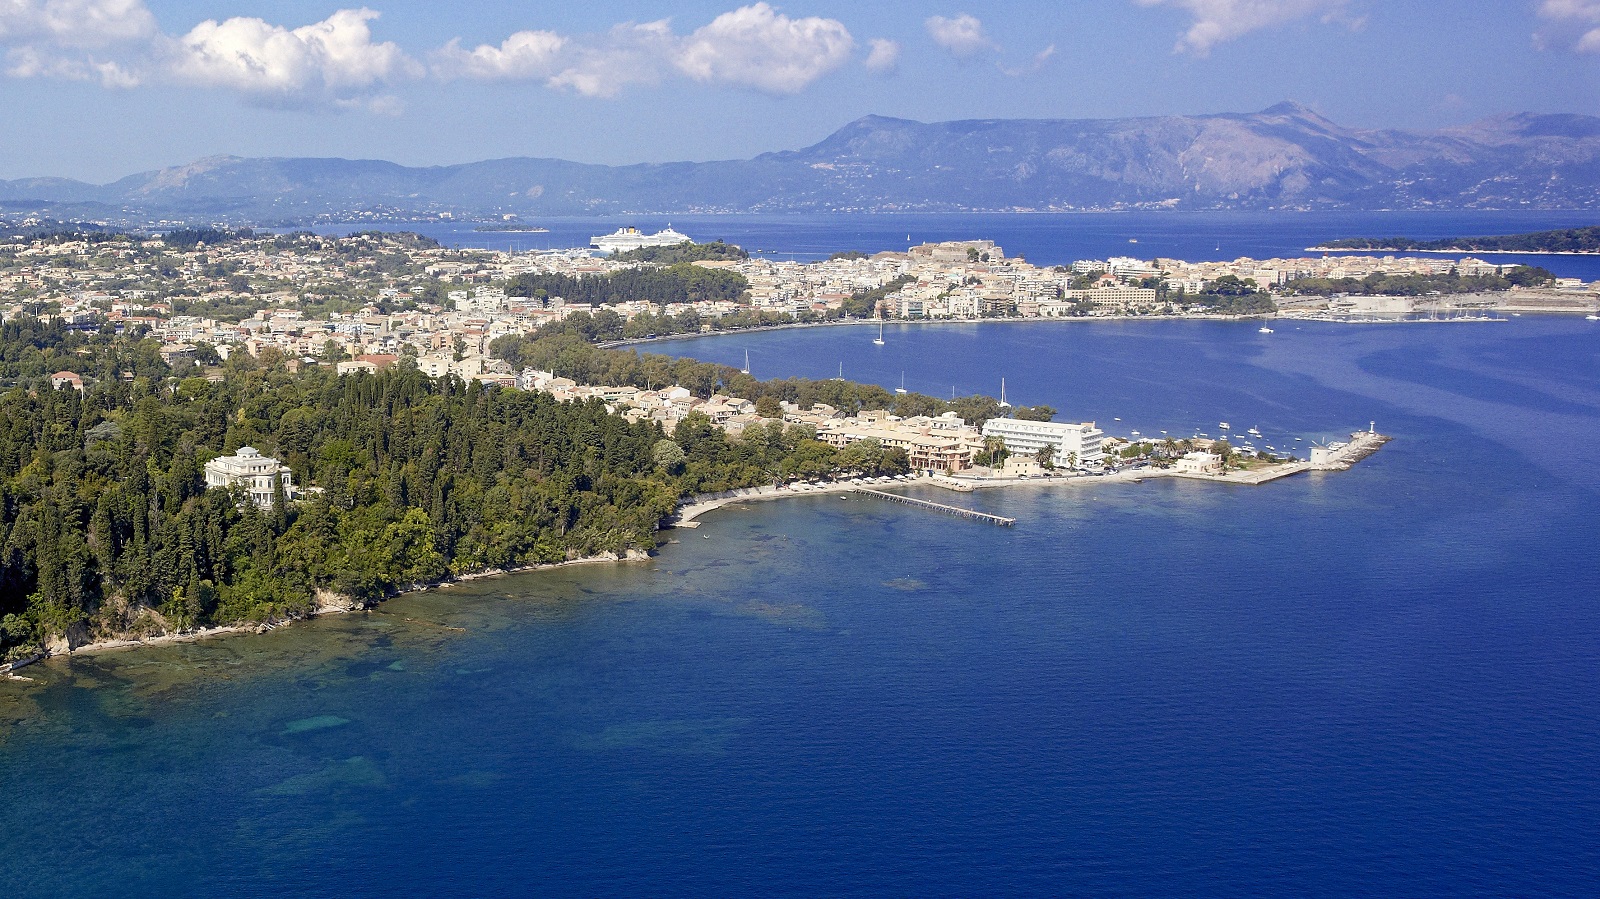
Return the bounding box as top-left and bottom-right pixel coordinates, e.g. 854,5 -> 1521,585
855,488 -> 1016,526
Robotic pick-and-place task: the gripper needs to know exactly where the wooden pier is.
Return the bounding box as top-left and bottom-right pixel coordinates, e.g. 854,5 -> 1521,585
855,488 -> 1016,526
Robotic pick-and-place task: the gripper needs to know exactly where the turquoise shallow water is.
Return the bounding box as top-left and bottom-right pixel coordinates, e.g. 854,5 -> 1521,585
3,317 -> 1599,897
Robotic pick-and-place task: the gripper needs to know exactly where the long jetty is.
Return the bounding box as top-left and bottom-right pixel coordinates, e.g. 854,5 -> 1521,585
854,488 -> 1016,526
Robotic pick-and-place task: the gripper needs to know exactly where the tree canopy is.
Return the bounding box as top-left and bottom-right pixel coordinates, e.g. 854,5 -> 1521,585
610,240 -> 749,264
503,263 -> 748,308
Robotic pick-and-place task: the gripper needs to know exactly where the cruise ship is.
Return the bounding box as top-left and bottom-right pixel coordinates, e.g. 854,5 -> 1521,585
589,226 -> 692,254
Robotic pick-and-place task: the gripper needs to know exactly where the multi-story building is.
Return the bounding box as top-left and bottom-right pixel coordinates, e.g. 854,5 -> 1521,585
981,418 -> 1106,468
815,410 -> 982,473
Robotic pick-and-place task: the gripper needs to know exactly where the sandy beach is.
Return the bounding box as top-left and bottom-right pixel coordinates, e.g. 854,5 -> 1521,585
670,467 -> 1171,528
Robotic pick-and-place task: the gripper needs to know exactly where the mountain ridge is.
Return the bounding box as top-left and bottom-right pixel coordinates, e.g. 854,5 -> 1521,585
4,104 -> 1598,223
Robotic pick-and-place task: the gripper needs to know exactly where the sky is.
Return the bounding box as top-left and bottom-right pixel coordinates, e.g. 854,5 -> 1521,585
0,0 -> 1597,181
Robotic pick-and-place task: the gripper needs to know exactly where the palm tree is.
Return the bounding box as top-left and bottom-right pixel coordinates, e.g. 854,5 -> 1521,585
1034,444 -> 1056,469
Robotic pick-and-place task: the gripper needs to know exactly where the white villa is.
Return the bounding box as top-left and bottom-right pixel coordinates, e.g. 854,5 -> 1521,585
204,447 -> 294,509
1174,451 -> 1225,475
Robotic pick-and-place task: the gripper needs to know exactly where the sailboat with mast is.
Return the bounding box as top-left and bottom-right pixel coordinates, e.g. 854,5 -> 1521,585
741,350 -> 750,375
873,321 -> 885,346
998,378 -> 1011,409
895,372 -> 907,395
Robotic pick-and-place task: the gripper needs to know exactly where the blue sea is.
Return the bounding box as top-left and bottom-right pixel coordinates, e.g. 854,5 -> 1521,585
4,229 -> 1600,896
310,210 -> 1600,280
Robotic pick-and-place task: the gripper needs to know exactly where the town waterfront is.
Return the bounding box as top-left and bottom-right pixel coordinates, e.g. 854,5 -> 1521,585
3,313 -> 1597,896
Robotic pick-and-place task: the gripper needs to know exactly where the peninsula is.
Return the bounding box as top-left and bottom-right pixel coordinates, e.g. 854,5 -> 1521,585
0,224 -> 1505,669
1310,225 -> 1600,254
0,271 -> 1390,672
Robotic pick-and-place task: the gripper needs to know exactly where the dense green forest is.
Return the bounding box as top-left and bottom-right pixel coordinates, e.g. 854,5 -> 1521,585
0,313 -> 986,659
1317,226 -> 1600,253
610,240 -> 749,264
1186,276 -> 1278,314
0,331 -> 679,657
503,263 -> 749,308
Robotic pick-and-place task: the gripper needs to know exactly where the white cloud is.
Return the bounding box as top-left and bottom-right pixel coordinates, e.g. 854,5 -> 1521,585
1539,0 -> 1600,21
165,8 -> 420,99
0,0 -> 153,85
546,19 -> 676,98
1537,0 -> 1600,52
925,13 -> 996,58
1000,43 -> 1055,77
864,37 -> 900,74
1134,0 -> 1359,56
0,0 -> 154,48
675,3 -> 853,93
8,44 -> 76,77
454,5 -> 855,97
432,29 -> 566,80
1,4 -> 862,104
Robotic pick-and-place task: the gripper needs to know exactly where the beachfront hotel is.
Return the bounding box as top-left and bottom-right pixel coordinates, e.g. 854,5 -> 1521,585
981,418 -> 1107,468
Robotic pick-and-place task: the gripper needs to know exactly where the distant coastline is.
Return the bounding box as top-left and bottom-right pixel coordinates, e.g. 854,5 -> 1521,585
1308,246 -> 1599,256
1308,225 -> 1600,256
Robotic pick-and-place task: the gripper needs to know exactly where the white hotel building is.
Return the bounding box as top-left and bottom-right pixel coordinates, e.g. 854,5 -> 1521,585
204,447 -> 294,510
981,418 -> 1107,468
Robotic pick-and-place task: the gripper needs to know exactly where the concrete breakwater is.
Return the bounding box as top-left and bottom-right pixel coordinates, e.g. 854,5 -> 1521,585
1311,430 -> 1392,471
1134,430 -> 1390,486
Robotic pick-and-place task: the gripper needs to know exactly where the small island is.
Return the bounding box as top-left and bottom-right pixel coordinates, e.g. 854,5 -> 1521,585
1310,225 -> 1600,255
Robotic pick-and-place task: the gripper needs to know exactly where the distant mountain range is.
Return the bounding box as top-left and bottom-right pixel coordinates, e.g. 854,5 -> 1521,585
4,102 -> 1599,224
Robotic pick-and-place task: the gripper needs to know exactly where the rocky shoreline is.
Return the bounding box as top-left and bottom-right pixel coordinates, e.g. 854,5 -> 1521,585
13,552 -> 654,669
